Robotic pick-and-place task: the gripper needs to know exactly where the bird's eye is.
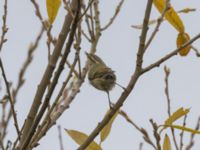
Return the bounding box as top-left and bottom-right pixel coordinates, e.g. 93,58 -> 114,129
104,74 -> 115,80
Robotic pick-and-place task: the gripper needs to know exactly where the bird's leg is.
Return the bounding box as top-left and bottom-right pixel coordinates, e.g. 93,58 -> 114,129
106,91 -> 112,109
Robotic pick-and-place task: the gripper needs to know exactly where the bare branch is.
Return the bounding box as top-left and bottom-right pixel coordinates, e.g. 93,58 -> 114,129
0,58 -> 21,139
100,0 -> 124,31
29,55 -> 78,148
164,66 -> 179,150
19,0 -> 81,149
179,115 -> 187,150
191,46 -> 200,57
150,119 -> 161,150
63,0 -> 75,18
144,0 -> 170,51
185,117 -> 200,150
119,108 -> 157,149
164,66 -> 171,116
141,33 -> 200,74
18,0 -> 79,148
81,30 -> 92,42
0,27 -> 44,147
79,0 -> 94,21
0,0 -> 8,52
29,0 -> 103,146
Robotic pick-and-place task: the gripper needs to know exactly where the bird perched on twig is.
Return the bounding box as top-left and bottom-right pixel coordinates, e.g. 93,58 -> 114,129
86,52 -> 116,108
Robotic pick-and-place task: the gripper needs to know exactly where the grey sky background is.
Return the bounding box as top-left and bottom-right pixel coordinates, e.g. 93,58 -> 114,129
1,0 -> 200,149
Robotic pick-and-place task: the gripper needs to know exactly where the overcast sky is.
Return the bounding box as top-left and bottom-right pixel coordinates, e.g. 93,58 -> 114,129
1,0 -> 200,149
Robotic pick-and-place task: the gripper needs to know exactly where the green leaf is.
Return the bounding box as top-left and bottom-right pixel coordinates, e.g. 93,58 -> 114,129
163,134 -> 172,150
46,0 -> 61,24
100,109 -> 119,144
65,129 -> 102,150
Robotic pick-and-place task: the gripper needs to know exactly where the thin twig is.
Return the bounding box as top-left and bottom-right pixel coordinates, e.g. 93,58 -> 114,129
30,0 -> 56,48
30,0 -> 44,24
179,115 -> 187,150
0,58 -> 21,139
63,0 -> 75,18
46,25 -> 52,61
144,0 -> 170,51
66,60 -> 79,77
0,95 -> 7,142
100,0 -> 124,31
81,30 -> 91,42
185,117 -> 200,150
139,143 -> 143,150
118,108 -> 141,132
79,0 -> 94,20
164,66 -> 179,150
191,46 -> 200,57
141,33 -> 200,74
118,109 -> 157,149
11,27 -> 44,150
0,0 -> 8,52
89,6 -> 95,39
150,119 -> 161,150
84,12 -> 94,40
13,26 -> 45,99
57,125 -> 64,150
164,66 -> 171,116
74,22 -> 82,78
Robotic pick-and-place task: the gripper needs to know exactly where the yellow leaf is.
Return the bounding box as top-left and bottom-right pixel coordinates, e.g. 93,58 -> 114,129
164,125 -> 200,134
153,0 -> 185,32
65,129 -> 102,150
178,8 -> 196,14
100,109 -> 119,143
46,0 -> 61,24
164,107 -> 190,126
132,20 -> 157,29
176,32 -> 191,56
163,134 -> 172,150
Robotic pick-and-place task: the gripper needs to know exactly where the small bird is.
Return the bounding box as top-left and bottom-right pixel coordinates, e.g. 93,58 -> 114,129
86,52 -> 116,108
